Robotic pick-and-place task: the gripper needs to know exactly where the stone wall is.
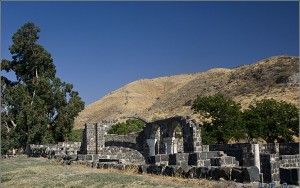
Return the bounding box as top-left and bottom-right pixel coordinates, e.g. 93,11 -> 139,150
77,146 -> 145,164
27,142 -> 81,158
82,123 -> 108,154
104,133 -> 138,150
208,143 -> 254,166
260,154 -> 280,183
259,143 -> 299,155
280,155 -> 300,168
279,143 -> 299,155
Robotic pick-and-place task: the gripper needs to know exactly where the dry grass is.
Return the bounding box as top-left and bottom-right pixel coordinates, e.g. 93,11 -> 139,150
1,156 -> 257,188
74,55 -> 299,129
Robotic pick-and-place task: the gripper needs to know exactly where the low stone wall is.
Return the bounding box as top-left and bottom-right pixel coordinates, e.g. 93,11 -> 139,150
77,146 -> 145,164
27,142 -> 81,158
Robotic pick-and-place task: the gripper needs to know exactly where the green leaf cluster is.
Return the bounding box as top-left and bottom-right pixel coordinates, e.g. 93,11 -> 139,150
66,129 -> 83,142
1,22 -> 85,153
108,119 -> 145,135
192,94 -> 245,144
243,99 -> 299,143
192,94 -> 299,144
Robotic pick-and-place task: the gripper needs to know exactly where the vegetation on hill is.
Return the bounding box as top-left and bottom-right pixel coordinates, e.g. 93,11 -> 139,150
74,56 -> 299,129
192,94 -> 299,144
108,119 -> 145,135
1,22 -> 84,153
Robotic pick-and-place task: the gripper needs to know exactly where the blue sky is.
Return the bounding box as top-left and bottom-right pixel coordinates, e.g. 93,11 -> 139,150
1,1 -> 299,105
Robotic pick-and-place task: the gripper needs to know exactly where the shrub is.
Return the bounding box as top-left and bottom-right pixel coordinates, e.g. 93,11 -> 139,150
108,119 -> 145,135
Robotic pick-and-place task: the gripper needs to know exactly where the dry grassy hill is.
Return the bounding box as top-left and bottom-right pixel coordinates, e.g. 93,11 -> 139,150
74,56 -> 299,129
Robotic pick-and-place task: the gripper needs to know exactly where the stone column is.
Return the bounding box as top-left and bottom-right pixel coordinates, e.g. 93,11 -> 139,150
173,138 -> 178,154
85,124 -> 96,154
164,137 -> 176,154
254,144 -> 260,173
146,139 -> 157,156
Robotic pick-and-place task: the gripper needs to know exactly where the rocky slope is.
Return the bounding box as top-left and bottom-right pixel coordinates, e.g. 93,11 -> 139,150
74,56 -> 299,129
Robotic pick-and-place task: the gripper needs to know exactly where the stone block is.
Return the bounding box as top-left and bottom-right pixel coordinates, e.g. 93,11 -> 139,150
231,166 -> 259,183
196,166 -> 209,179
169,153 -> 189,165
204,160 -> 211,167
231,167 -> 243,182
138,165 -> 149,174
280,168 -> 299,185
85,155 -> 93,161
77,154 -> 86,161
207,151 -> 223,159
210,157 -> 223,166
147,165 -> 164,175
188,153 -> 198,165
162,165 -> 177,176
202,145 -> 209,152
208,167 -> 221,180
220,167 -> 232,180
186,167 -> 197,178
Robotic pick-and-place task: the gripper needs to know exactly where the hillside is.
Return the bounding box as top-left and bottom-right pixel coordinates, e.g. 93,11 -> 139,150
74,56 -> 299,129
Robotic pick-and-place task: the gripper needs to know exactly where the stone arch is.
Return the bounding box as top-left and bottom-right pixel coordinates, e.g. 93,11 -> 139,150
144,116 -> 202,156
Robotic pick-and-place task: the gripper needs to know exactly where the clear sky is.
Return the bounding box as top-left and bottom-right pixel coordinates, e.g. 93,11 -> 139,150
1,1 -> 299,105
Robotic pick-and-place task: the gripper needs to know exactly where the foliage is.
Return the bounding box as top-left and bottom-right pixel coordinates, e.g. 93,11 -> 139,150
192,94 -> 245,144
66,129 -> 83,142
1,22 -> 84,153
243,99 -> 299,143
108,119 -> 145,135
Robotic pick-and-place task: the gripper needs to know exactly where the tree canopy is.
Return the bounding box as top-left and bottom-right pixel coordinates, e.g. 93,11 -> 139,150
243,99 -> 299,143
192,94 -> 299,144
1,22 -> 84,153
108,119 -> 145,135
192,94 -> 245,144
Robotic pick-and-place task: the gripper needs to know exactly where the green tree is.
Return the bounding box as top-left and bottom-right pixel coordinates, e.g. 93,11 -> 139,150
192,94 -> 245,144
108,119 -> 145,135
243,99 -> 299,143
1,22 -> 84,152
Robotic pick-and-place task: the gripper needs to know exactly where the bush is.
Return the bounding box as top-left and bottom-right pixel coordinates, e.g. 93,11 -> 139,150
192,94 -> 245,144
66,129 -> 83,142
108,119 -> 145,135
243,99 -> 299,143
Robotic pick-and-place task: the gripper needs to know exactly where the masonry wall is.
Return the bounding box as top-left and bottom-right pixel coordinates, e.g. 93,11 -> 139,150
280,155 -> 300,168
260,154 -> 280,183
77,146 -> 145,164
279,143 -> 299,155
209,143 -> 254,166
104,133 -> 138,150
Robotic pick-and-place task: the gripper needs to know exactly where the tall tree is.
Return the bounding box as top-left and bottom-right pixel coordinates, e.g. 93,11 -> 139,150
243,99 -> 299,143
1,22 -> 84,152
192,94 -> 245,144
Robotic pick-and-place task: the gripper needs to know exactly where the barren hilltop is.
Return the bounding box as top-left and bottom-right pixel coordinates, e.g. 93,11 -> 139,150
74,56 -> 299,129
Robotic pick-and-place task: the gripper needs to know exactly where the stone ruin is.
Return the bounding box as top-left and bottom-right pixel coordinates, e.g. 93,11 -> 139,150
27,116 -> 300,186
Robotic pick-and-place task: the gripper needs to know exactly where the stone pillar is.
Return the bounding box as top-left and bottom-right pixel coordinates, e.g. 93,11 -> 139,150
96,123 -> 106,153
254,144 -> 260,173
173,138 -> 178,154
164,137 -> 175,154
192,125 -> 202,152
85,124 -> 96,154
147,139 -> 157,156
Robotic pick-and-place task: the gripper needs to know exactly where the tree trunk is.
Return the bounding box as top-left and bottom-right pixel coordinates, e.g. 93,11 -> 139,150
30,68 -> 38,106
